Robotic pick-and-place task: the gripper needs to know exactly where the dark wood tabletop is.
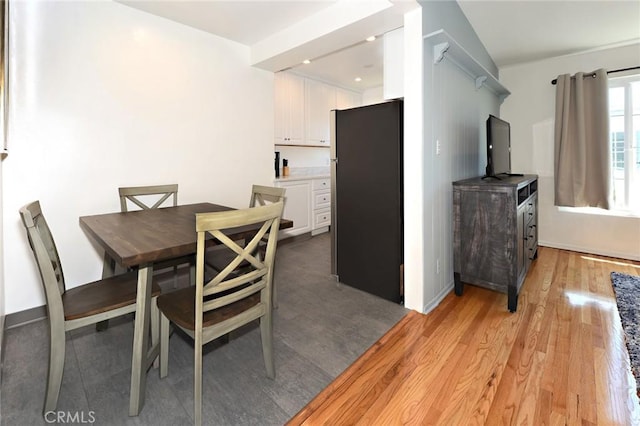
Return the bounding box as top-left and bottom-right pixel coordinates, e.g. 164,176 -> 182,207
79,202 -> 292,268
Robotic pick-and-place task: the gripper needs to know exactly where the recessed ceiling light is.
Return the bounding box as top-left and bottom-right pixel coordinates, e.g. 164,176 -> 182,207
366,36 -> 376,42
302,59 -> 311,65
354,77 -> 362,82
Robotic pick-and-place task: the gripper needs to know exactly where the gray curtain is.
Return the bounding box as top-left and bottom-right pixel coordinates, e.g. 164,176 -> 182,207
554,68 -> 610,208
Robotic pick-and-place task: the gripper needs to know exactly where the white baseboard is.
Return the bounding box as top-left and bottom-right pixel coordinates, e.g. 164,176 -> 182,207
539,240 -> 640,262
311,226 -> 329,236
4,305 -> 47,329
0,313 -> 5,370
422,281 -> 454,314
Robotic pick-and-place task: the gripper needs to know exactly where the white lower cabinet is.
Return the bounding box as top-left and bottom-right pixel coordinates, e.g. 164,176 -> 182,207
313,209 -> 331,230
311,178 -> 331,235
275,180 -> 312,238
275,177 -> 331,238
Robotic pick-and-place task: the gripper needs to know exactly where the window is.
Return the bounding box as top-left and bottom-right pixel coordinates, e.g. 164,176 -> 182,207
608,75 -> 640,213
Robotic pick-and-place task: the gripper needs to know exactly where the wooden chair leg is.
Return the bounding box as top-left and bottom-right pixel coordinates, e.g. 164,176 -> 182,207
272,256 -> 279,310
172,265 -> 179,289
151,297 -> 160,369
260,310 -> 275,379
44,322 -> 65,414
160,313 -> 170,378
194,341 -> 203,426
189,260 -> 196,286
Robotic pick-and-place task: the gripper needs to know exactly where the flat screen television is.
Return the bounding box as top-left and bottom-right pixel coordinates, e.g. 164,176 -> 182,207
485,114 -> 511,178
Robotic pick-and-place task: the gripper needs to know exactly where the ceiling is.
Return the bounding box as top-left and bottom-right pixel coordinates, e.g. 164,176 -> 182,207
458,1 -> 640,68
117,1 -> 337,46
118,0 -> 640,92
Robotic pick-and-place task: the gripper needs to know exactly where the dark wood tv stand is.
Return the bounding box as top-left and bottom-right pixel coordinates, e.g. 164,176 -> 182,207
453,174 -> 538,312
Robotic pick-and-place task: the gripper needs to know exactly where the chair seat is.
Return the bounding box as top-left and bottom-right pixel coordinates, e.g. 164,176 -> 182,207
157,286 -> 260,331
62,272 -> 161,321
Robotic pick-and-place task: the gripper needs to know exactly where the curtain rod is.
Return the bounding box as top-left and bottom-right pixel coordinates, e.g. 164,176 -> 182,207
550,66 -> 640,85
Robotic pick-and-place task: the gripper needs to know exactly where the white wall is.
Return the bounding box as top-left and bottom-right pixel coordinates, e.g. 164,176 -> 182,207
275,146 -> 329,169
501,43 -> 640,260
3,1 -> 275,314
362,86 -> 384,105
383,27 -> 404,100
401,7 -> 425,312
0,156 -> 4,357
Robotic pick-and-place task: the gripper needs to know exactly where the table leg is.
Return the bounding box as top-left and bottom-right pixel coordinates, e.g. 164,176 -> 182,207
129,264 -> 153,416
101,252 -> 116,279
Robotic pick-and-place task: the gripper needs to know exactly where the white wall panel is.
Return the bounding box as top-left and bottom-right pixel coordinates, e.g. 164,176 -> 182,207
419,0 -> 503,312
428,56 -> 500,303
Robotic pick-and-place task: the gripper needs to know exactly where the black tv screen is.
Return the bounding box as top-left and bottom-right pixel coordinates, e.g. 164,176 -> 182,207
486,115 -> 511,177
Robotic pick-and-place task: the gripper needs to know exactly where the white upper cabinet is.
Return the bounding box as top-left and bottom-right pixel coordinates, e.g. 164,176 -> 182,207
274,72 -> 305,145
305,79 -> 335,146
335,88 -> 362,110
274,72 -> 363,147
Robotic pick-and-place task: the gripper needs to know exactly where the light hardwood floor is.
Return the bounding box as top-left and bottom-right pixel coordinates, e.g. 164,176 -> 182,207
288,246 -> 640,425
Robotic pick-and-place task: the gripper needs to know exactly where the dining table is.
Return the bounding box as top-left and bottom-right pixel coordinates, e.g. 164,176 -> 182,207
79,202 -> 292,416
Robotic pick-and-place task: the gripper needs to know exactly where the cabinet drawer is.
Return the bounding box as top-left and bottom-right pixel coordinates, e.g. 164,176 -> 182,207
525,194 -> 536,219
313,190 -> 331,210
313,178 -> 331,191
314,208 -> 331,228
525,221 -> 537,255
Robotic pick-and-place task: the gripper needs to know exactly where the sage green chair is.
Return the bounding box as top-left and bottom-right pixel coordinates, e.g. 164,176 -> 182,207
249,184 -> 286,208
116,184 -> 195,287
205,186 -> 286,269
118,183 -> 179,212
158,201 -> 284,426
205,185 -> 286,306
19,200 -> 162,416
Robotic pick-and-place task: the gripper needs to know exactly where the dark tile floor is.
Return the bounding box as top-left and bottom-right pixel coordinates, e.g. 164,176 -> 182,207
1,233 -> 408,425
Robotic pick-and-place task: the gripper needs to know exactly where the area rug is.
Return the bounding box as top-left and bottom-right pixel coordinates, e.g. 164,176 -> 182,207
611,271 -> 640,396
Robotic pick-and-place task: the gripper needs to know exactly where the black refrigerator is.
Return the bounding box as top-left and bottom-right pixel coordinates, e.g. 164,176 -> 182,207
330,100 -> 403,304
